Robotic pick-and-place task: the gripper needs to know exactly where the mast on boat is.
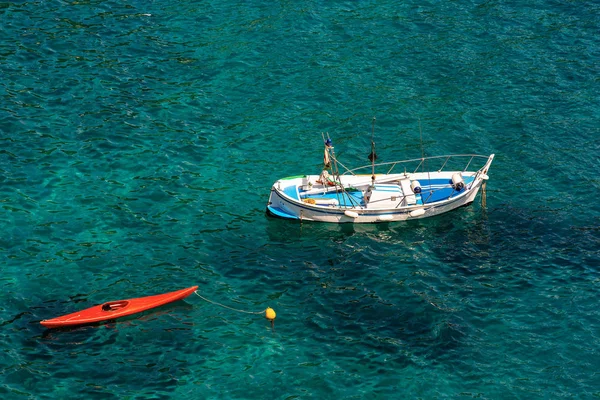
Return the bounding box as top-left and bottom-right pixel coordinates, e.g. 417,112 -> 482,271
321,133 -> 340,187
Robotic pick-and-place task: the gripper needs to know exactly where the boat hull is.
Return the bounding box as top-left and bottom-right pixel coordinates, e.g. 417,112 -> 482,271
40,286 -> 199,328
267,180 -> 483,223
266,154 -> 494,224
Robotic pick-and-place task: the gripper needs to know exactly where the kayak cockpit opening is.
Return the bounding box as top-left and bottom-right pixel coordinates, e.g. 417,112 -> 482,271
101,300 -> 129,311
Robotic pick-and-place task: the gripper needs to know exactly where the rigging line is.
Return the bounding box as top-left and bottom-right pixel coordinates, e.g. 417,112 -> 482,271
331,158 -> 360,209
326,139 -> 343,203
327,142 -> 362,209
332,157 -> 353,177
327,137 -> 350,206
194,291 -> 266,315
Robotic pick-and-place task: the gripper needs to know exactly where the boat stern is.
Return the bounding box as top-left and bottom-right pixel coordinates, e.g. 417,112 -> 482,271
266,177 -> 305,220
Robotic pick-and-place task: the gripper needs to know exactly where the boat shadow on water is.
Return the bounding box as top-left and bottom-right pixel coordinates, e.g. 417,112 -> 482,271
266,215 -> 398,241
265,198 -> 490,245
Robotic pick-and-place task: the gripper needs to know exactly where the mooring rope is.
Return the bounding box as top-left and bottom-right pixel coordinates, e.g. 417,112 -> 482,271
193,291 -> 263,314
194,291 -> 276,322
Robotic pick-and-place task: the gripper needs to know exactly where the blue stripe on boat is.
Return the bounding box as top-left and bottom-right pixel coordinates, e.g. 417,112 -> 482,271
282,185 -> 299,200
302,191 -> 365,207
420,187 -> 460,203
267,205 -> 300,220
413,176 -> 475,204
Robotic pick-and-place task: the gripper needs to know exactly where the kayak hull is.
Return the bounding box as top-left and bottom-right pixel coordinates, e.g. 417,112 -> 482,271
40,286 -> 198,328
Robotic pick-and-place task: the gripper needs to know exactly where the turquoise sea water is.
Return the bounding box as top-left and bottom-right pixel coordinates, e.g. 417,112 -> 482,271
1,0 -> 599,398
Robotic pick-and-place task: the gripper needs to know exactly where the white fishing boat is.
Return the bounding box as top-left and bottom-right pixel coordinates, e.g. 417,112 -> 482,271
267,129 -> 494,224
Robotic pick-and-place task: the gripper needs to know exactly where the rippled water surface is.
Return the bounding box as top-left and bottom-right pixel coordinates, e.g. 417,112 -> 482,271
1,0 -> 599,398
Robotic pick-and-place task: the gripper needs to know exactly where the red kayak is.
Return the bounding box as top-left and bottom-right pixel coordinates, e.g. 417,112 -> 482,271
40,286 -> 198,328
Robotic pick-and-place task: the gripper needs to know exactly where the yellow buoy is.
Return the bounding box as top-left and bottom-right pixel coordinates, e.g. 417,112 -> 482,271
265,307 -> 276,321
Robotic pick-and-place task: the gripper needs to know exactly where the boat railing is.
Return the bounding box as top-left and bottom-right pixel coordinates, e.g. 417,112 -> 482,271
341,154 -> 491,177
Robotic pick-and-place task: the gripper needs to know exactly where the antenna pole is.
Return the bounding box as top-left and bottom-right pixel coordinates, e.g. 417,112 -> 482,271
418,117 -> 432,186
369,117 -> 377,185
418,118 -> 424,161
